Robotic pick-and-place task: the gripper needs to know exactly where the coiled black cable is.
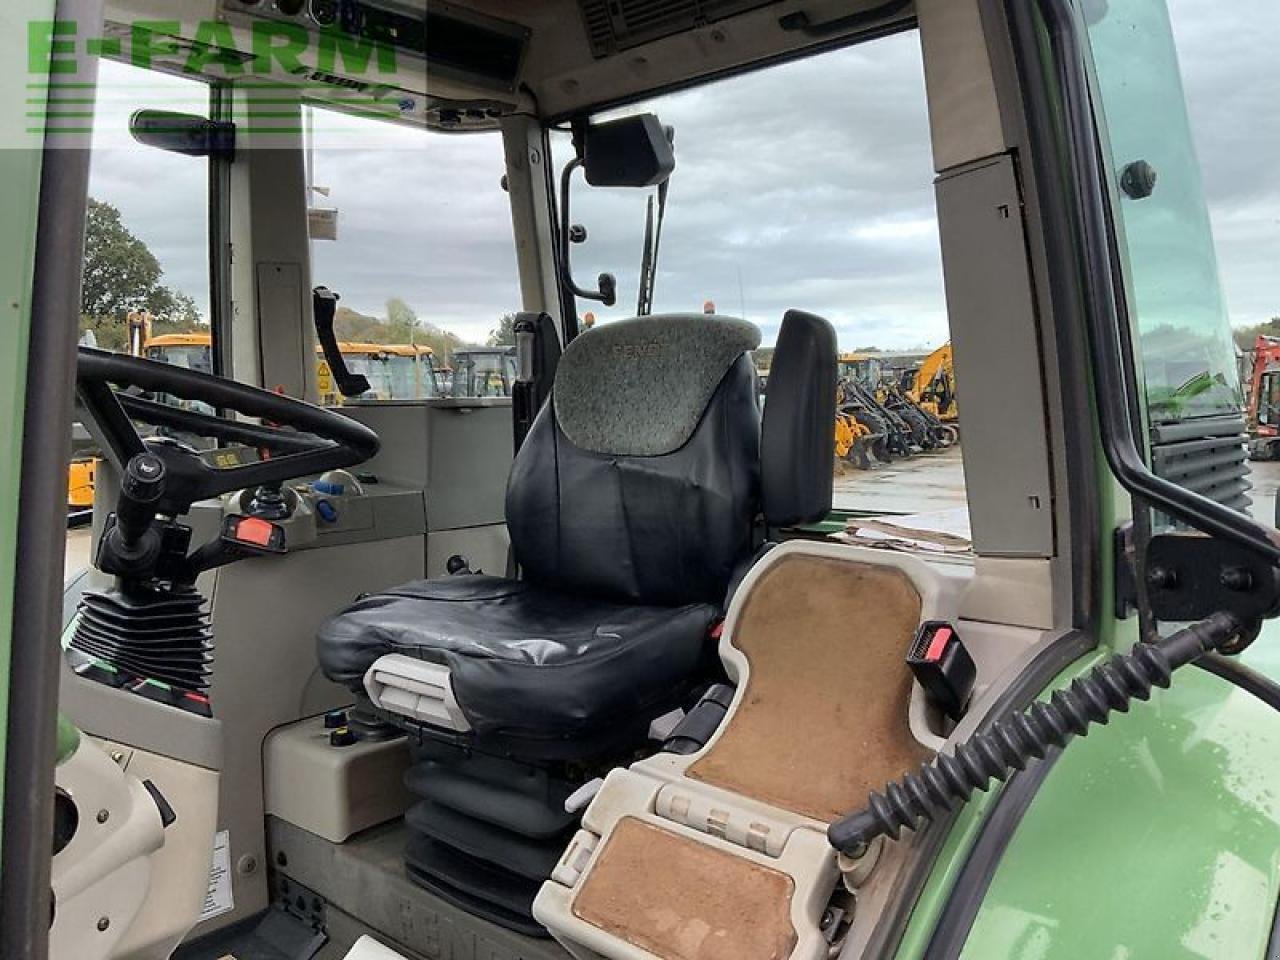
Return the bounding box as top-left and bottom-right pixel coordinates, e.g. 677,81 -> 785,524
828,611 -> 1242,855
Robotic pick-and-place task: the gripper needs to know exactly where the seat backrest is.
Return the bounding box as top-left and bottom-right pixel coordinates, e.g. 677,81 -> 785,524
760,309 -> 838,527
506,314 -> 762,606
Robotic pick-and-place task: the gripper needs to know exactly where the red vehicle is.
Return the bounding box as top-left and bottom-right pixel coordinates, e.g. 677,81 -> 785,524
1246,335 -> 1280,458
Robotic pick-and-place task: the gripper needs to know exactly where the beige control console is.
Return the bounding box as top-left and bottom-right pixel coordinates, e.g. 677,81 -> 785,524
264,712 -> 411,843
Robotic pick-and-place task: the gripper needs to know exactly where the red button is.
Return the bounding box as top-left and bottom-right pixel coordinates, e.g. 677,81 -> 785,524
924,626 -> 952,662
235,516 -> 275,547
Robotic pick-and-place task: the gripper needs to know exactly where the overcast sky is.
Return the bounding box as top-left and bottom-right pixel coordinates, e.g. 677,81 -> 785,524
87,0 -> 1278,350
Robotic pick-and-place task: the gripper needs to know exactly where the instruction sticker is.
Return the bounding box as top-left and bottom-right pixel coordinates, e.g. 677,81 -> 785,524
200,830 -> 235,922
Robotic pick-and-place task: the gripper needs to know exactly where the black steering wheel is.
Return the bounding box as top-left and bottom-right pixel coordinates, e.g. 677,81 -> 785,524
76,346 -> 379,517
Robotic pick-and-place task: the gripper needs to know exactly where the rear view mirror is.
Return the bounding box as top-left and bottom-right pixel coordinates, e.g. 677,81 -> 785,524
130,110 -> 235,161
582,114 -> 674,187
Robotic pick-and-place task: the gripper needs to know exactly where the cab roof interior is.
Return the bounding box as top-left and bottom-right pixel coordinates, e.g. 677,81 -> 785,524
462,0 -> 917,119
101,0 -> 918,128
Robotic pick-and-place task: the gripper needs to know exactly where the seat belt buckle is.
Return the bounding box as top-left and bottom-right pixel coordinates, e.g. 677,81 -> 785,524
905,621 -> 975,721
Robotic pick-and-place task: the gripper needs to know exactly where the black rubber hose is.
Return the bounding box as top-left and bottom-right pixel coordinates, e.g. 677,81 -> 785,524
1194,652 -> 1280,712
828,612 -> 1242,854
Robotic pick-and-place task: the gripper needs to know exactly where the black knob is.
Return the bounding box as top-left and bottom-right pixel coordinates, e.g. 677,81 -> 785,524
123,453 -> 165,499
329,726 -> 357,747
1147,565 -> 1178,591
323,709 -> 348,729
112,452 -> 167,551
1120,159 -> 1158,200
248,484 -> 291,520
1220,567 -> 1254,592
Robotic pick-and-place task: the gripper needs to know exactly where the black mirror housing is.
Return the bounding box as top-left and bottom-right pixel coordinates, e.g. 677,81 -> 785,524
130,110 -> 235,161
583,114 -> 674,187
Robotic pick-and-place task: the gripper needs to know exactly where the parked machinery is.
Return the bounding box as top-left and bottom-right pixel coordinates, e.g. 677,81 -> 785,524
909,341 -> 959,423
1245,335 -> 1280,460
880,380 -> 959,449
833,355 -> 957,470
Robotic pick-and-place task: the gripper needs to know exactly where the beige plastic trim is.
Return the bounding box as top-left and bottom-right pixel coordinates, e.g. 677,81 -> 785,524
536,769 -> 837,960
916,0 -> 1009,172
264,714 -> 410,843
633,542 -> 966,802
50,740 -> 166,960
104,742 -> 219,960
342,935 -> 412,960
363,653 -> 471,732
534,540 -> 967,960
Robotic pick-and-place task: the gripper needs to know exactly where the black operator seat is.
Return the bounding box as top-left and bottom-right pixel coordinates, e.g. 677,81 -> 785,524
315,310 -> 837,934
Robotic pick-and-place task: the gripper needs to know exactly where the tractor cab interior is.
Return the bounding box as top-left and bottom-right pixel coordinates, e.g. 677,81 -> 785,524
35,1 -> 1257,959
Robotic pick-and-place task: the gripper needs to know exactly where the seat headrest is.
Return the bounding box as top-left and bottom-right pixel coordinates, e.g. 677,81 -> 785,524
553,313 -> 761,456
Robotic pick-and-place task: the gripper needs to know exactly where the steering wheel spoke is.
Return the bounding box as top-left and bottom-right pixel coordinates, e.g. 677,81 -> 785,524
77,379 -> 147,465
75,347 -> 378,517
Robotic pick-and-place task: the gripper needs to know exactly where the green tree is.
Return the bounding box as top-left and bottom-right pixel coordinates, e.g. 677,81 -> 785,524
81,198 -> 163,320
333,298 -> 465,363
1234,317 -> 1280,350
487,313 -> 517,346
79,197 -> 206,350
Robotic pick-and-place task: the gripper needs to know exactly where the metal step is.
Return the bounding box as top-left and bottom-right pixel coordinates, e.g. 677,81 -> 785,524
266,817 -> 571,960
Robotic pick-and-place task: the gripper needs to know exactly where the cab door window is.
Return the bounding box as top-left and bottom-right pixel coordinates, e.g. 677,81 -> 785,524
1085,0 -> 1256,519
80,60 -> 218,441
83,60 -> 213,360
1087,0 -> 1240,422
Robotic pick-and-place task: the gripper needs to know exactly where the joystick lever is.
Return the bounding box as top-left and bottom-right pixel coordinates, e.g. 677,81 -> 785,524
97,452 -> 167,575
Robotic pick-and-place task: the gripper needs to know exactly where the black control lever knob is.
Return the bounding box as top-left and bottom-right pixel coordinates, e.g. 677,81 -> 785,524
115,453 -> 166,548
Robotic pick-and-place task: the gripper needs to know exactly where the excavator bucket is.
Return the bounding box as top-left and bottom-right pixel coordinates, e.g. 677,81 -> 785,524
835,412 -> 878,470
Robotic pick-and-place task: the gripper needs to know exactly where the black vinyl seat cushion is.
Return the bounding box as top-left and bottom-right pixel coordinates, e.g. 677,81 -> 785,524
316,575 -> 718,739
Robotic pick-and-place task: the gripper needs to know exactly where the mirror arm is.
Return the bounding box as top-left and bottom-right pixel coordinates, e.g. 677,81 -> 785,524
558,158 -> 617,307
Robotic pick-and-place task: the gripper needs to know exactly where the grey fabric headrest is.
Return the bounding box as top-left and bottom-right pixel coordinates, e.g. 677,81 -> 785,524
554,314 -> 761,456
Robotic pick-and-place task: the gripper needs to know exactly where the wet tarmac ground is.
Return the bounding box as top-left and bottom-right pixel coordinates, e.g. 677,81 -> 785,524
834,444 -> 1280,527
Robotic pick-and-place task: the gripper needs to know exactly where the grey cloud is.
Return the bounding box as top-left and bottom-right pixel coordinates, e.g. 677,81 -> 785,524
1168,0 -> 1280,326
84,5 -> 1277,346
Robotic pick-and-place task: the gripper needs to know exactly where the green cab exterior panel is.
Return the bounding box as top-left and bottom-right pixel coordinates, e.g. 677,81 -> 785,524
962,666 -> 1280,959
0,0 -> 60,849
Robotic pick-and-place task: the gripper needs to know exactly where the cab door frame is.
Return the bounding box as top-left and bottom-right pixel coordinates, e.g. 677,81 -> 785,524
0,1 -> 104,957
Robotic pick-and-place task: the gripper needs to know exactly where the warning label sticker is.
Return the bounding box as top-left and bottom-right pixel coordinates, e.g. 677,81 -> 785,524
200,830 -> 234,923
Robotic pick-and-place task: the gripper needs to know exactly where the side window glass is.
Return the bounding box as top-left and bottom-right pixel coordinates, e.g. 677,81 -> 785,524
550,34 -> 965,529
83,60 -> 212,364
1087,0 -> 1240,421
1085,0 -> 1252,518
304,106 -> 520,404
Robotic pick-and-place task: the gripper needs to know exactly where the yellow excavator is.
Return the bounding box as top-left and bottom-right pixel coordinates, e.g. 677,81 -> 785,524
909,342 -> 959,423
